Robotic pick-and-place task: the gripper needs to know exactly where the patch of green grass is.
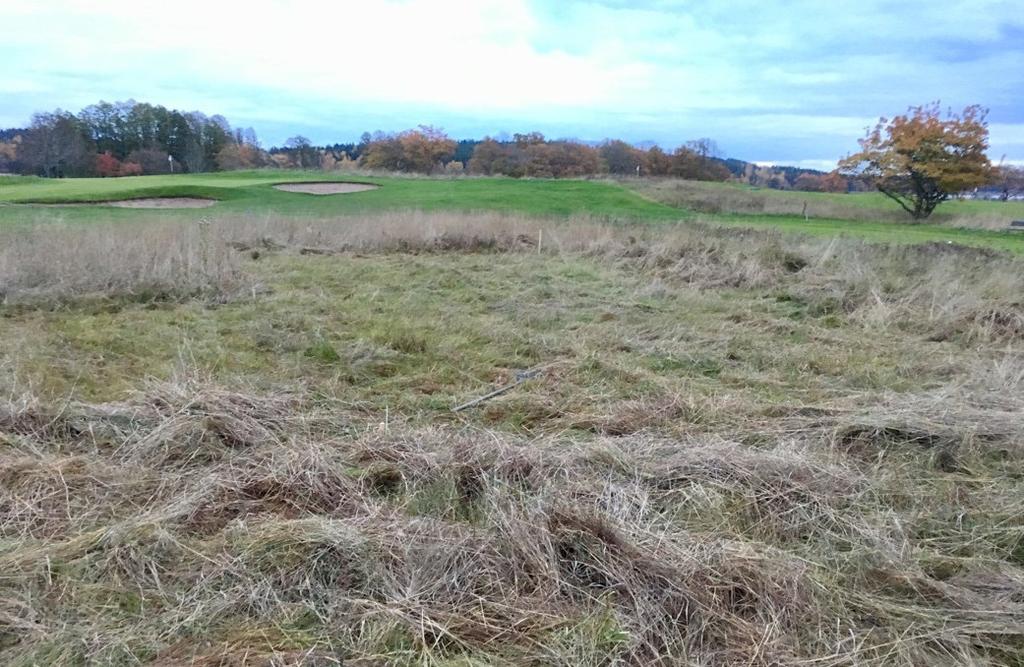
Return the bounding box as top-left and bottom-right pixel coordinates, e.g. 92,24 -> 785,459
0,171 -> 685,225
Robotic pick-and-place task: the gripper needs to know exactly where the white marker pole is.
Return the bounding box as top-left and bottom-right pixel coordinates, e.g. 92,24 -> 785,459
168,154 -> 174,173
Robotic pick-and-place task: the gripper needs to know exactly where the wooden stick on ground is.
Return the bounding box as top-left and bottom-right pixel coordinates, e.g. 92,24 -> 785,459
452,368 -> 543,412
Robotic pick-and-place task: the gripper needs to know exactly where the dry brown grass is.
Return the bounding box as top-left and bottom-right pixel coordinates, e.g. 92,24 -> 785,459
3,212 -> 1024,663
3,211 -> 1022,347
628,178 -> 1024,229
629,178 -> 895,220
0,220 -> 246,306
787,241 -> 1024,343
1,369 -> 1023,664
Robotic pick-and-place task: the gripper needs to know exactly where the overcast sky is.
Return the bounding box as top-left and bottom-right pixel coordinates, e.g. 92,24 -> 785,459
3,0 -> 1023,168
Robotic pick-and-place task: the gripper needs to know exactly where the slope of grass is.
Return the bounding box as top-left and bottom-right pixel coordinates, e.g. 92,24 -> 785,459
0,171 -> 686,224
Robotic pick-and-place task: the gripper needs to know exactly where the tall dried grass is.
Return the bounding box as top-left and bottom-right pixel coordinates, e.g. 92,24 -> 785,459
2,372 -> 1024,664
0,220 -> 245,306
3,211 -> 1022,345
3,212 -> 1024,662
629,178 -> 1023,229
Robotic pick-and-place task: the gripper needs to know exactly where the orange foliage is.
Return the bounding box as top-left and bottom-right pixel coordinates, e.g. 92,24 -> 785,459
398,126 -> 456,173
215,144 -> 263,171
94,151 -> 122,177
839,103 -> 995,218
362,126 -> 455,173
0,139 -> 17,162
119,161 -> 142,176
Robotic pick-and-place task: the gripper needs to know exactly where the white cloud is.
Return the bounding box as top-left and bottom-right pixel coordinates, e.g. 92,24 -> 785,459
755,159 -> 839,171
1,0 -> 1022,162
4,0 -> 643,110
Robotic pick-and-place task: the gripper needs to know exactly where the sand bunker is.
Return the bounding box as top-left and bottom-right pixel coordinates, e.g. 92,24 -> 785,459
273,182 -> 379,195
107,197 -> 218,208
24,197 -> 218,209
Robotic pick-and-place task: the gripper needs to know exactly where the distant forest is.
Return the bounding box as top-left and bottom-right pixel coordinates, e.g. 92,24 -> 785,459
0,99 -> 853,192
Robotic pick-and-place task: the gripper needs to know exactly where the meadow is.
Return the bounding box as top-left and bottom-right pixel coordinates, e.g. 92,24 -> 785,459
1,174 -> 1024,665
627,177 -> 1024,227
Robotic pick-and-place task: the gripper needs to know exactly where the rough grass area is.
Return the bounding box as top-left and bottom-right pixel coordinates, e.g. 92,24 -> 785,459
0,221 -> 246,306
2,213 -> 1024,664
628,178 -> 1024,230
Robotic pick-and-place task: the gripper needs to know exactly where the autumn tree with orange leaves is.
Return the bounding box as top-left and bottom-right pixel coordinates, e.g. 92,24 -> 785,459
398,126 -> 456,173
361,126 -> 455,173
839,103 -> 995,219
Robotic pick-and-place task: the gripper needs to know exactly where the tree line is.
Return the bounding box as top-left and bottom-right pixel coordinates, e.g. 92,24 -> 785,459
0,100 -> 267,178
269,128 -> 742,182
0,99 -> 809,186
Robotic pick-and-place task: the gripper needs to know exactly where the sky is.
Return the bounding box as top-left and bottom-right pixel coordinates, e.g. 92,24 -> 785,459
2,0 -> 1023,169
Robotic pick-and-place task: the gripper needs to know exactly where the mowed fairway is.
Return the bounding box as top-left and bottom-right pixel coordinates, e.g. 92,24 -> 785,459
0,171 -> 684,223
3,170 -> 1024,252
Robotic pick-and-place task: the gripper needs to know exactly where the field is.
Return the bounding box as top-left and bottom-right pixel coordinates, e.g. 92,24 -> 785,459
3,171 -> 1024,252
627,178 -> 1024,228
0,172 -> 682,224
2,174 -> 1024,664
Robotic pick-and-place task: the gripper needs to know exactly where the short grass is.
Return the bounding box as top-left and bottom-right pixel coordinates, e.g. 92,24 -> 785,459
0,171 -> 684,224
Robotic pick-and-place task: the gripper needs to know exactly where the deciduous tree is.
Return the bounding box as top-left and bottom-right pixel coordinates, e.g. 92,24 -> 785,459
119,161 -> 143,176
19,112 -> 96,177
995,165 -> 1024,201
397,126 -> 456,173
839,103 -> 995,219
600,140 -> 645,175
644,146 -> 672,176
215,143 -> 264,171
670,145 -> 731,181
794,173 -> 826,192
360,133 -> 405,171
821,170 -> 849,193
94,151 -> 123,177
467,138 -> 508,176
284,135 -> 319,169
126,148 -> 174,174
361,127 -> 455,174
0,135 -> 19,173
524,141 -> 601,178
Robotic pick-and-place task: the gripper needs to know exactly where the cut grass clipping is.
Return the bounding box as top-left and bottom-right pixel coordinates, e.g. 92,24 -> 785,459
3,369 -> 1024,665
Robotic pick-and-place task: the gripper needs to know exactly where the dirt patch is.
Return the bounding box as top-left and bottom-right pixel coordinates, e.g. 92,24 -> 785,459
273,182 -> 379,195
